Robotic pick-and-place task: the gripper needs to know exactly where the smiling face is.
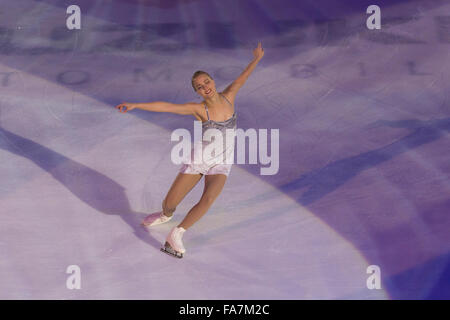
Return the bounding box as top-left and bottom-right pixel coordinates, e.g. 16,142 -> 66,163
192,73 -> 216,99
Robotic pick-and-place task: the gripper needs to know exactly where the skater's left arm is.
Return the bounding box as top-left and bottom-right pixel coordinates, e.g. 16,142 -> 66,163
222,42 -> 264,104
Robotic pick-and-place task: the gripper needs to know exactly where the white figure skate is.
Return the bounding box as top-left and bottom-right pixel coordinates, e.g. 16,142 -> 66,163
161,226 -> 186,259
141,211 -> 172,227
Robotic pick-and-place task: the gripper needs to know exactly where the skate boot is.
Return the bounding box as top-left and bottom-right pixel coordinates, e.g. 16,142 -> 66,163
141,211 -> 172,227
161,226 -> 186,258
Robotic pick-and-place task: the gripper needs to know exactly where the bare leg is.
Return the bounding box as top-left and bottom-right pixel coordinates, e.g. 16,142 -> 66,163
162,172 -> 203,217
178,174 -> 227,230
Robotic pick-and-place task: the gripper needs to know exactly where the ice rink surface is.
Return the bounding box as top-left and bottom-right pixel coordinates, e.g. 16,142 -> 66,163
0,0 -> 449,299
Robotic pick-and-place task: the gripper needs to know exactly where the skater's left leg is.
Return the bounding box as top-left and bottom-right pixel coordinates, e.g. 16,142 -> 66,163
177,174 -> 227,230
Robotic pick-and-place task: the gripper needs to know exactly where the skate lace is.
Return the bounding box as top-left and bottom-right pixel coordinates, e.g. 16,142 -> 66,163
160,212 -> 170,221
172,228 -> 185,248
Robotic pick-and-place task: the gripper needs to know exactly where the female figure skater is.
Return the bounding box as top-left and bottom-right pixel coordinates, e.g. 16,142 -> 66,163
116,42 -> 264,258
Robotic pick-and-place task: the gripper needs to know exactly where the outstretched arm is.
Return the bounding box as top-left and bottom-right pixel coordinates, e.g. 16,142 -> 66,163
116,101 -> 197,115
222,42 -> 264,103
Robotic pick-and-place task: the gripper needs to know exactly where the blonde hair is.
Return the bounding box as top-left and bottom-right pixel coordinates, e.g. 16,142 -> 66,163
191,70 -> 213,91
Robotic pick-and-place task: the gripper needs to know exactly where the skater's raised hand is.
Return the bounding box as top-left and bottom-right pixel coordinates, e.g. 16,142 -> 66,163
222,42 -> 264,104
253,42 -> 264,61
116,102 -> 136,113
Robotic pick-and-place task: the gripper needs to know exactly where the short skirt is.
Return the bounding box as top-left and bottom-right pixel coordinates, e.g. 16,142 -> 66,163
179,162 -> 232,176
178,141 -> 234,176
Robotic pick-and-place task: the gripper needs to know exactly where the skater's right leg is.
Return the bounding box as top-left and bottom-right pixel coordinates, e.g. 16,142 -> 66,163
162,172 -> 203,217
142,173 -> 203,227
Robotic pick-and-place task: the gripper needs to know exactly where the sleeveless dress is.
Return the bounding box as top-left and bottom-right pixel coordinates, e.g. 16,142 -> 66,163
179,93 -> 237,176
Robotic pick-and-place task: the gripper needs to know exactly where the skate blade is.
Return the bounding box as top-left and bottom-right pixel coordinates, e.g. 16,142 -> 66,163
160,242 -> 183,259
141,219 -> 161,228
141,221 -> 153,228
